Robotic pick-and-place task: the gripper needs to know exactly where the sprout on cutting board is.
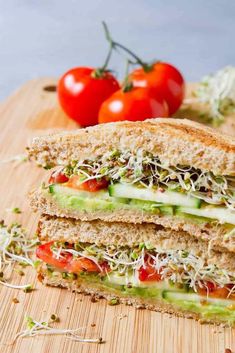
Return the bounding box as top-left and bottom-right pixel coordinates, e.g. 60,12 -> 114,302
13,316 -> 104,344
0,221 -> 38,290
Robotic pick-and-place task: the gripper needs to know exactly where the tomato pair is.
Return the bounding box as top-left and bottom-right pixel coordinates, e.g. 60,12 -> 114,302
58,62 -> 184,127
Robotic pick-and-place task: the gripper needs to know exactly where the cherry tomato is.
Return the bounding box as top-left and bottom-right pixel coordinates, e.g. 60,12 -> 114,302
98,87 -> 168,123
58,67 -> 120,126
36,242 -> 100,273
139,264 -> 162,282
49,169 -> 69,184
66,175 -> 109,192
36,242 -> 72,270
129,62 -> 185,115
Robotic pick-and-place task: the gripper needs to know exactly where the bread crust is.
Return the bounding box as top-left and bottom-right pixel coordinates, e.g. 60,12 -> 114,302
27,118 -> 235,175
38,267 -> 233,327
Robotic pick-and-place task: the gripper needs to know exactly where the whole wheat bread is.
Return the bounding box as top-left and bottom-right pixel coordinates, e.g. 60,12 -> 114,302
27,118 -> 235,175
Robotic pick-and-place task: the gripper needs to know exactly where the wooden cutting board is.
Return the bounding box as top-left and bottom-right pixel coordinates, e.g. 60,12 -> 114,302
0,78 -> 234,353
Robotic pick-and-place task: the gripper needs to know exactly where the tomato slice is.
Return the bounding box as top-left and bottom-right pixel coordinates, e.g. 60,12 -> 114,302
139,264 -> 162,282
49,170 -> 69,184
36,242 -> 72,270
36,242 -> 101,274
197,281 -> 231,299
66,257 -> 100,273
66,175 -> 109,192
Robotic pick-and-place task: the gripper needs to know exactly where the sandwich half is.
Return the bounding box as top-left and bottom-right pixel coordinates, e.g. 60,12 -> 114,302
36,215 -> 235,326
28,118 -> 235,325
28,118 -> 235,239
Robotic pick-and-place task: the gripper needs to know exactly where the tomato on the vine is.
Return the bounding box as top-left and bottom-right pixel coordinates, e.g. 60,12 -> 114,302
129,62 -> 185,115
58,67 -> 120,127
98,87 -> 168,123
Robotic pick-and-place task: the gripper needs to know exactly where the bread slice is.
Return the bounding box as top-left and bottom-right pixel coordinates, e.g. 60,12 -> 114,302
37,264 -> 234,327
27,118 -> 235,176
37,214 -> 235,273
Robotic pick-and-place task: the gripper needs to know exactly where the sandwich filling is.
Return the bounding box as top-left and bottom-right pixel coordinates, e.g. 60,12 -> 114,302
45,150 -> 235,225
36,240 -> 235,324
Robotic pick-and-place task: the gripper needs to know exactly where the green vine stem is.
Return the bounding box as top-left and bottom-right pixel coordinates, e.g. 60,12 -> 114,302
102,21 -> 153,72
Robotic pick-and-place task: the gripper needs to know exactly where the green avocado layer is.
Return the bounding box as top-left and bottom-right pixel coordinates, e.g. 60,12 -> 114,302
47,184 -> 211,223
45,269 -> 235,325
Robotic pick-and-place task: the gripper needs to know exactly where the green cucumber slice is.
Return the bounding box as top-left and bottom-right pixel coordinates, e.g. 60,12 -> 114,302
162,290 -> 233,307
178,206 -> 235,225
109,183 -> 201,208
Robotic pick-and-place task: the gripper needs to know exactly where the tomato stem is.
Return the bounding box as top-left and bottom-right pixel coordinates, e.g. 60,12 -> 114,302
102,21 -> 153,72
122,59 -> 134,92
92,22 -> 115,78
101,45 -> 113,71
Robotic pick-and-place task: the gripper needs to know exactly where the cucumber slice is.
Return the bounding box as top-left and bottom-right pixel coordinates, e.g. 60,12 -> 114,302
162,290 -> 232,307
109,183 -> 201,208
178,206 -> 235,225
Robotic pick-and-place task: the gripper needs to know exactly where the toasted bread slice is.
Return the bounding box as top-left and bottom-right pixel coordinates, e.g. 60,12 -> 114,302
27,118 -> 235,175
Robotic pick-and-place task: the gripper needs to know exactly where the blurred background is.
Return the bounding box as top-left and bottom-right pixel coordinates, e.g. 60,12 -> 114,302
0,0 -> 234,100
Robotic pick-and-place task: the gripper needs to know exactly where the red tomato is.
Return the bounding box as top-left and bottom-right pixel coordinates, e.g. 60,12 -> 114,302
66,175 -> 109,192
139,264 -> 162,282
36,242 -> 100,273
49,169 -> 69,184
58,67 -> 120,126
36,242 -> 72,270
129,62 -> 185,115
197,281 -> 230,299
98,87 -> 168,123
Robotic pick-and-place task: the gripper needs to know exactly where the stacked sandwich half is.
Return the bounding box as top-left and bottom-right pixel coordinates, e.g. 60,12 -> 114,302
28,118 -> 235,326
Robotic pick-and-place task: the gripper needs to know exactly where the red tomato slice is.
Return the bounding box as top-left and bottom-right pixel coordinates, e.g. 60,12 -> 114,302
139,264 -> 162,282
66,257 -> 100,273
36,242 -> 101,274
66,175 -> 109,192
197,281 -> 231,299
99,261 -> 110,273
36,242 -> 72,270
49,170 -> 69,184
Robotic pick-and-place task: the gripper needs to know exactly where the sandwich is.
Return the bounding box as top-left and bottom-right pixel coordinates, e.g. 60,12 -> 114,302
28,118 -> 235,326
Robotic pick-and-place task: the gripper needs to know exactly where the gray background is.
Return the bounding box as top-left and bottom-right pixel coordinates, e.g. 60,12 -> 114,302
0,0 -> 234,101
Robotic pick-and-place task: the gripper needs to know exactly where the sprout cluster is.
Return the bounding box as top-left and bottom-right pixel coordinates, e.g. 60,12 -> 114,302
51,242 -> 235,298
63,150 -> 235,210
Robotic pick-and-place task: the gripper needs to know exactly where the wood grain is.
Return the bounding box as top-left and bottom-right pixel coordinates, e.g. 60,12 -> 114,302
0,78 -> 234,353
